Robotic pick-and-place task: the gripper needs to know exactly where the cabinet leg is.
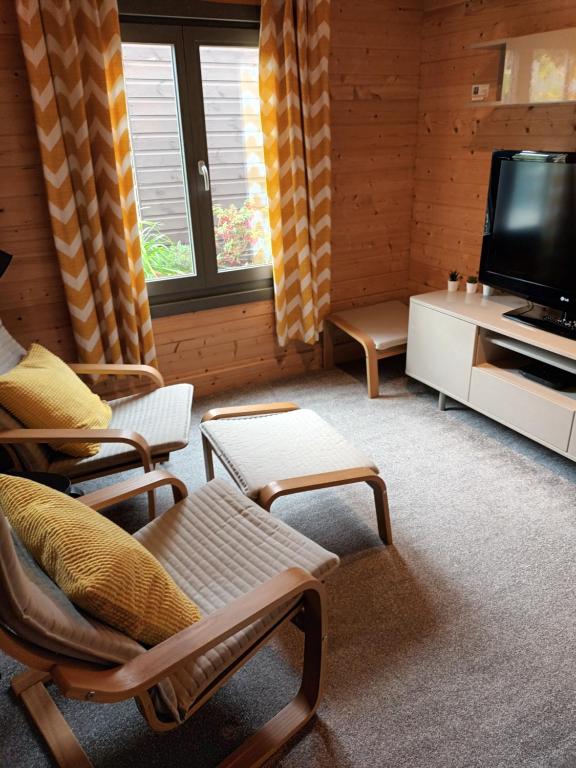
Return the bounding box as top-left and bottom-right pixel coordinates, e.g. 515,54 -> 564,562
438,392 -> 447,411
323,322 -> 334,369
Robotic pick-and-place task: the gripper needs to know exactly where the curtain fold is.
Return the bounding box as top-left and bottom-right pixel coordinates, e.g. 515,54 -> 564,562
259,0 -> 332,346
16,0 -> 157,366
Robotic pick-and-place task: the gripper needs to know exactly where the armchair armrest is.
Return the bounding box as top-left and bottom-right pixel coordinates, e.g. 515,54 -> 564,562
201,402 -> 299,423
51,567 -> 324,702
0,428 -> 153,472
69,364 -> 164,390
80,470 -> 187,511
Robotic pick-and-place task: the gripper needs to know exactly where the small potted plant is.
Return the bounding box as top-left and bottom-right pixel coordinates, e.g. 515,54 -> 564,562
447,270 -> 461,292
466,275 -> 478,294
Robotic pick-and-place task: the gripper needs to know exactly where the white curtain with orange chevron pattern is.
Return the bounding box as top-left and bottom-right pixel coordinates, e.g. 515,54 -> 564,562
16,0 -> 157,366
259,0 -> 331,346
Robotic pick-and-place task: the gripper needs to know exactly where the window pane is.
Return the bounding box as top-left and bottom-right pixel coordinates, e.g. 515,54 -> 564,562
199,45 -> 273,273
122,43 -> 196,280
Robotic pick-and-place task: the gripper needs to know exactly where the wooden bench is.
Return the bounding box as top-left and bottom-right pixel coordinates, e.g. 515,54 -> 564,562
323,300 -> 409,398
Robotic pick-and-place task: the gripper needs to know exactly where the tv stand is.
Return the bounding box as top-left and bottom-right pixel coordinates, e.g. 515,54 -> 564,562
406,291 -> 576,461
504,303 -> 576,340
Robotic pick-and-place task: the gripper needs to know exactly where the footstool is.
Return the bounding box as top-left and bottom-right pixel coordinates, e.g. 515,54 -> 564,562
200,403 -> 392,544
323,300 -> 409,398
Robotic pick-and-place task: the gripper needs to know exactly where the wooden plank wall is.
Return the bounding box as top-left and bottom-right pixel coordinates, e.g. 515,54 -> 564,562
329,0 -> 421,314
5,0 -> 576,396
0,0 -> 422,396
155,0 -> 423,392
409,0 -> 576,295
0,4 -> 76,360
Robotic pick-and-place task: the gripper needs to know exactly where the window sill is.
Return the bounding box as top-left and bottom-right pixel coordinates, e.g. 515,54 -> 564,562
149,284 -> 274,318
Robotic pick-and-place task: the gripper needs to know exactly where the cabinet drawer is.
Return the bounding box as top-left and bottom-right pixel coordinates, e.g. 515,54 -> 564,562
469,366 -> 574,451
406,302 -> 477,401
566,423 -> 576,458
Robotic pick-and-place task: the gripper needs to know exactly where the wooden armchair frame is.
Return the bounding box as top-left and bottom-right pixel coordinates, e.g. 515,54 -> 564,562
2,470 -> 327,768
68,363 -> 165,390
201,403 -> 392,544
0,364 -> 168,519
0,362 -> 165,474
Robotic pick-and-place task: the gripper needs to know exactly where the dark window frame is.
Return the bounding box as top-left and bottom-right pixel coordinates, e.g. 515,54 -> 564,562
119,1 -> 260,26
120,3 -> 273,317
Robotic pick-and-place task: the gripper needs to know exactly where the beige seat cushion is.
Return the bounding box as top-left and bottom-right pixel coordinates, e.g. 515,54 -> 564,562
49,383 -> 193,478
330,300 -> 409,351
200,408 -> 379,498
135,478 -> 339,716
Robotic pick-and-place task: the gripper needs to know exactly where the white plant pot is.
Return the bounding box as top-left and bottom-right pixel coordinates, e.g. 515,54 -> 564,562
466,282 -> 478,294
447,280 -> 459,293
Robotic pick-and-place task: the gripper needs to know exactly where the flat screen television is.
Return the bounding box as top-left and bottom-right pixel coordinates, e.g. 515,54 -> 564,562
479,150 -> 576,335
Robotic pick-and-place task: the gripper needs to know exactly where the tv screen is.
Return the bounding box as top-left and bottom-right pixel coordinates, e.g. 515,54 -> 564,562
479,150 -> 576,313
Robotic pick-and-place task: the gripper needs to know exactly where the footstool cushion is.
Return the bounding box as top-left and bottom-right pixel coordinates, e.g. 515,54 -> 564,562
200,404 -> 392,544
200,408 -> 378,499
329,300 -> 409,351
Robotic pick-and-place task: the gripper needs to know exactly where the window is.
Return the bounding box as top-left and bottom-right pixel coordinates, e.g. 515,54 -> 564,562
121,22 -> 273,315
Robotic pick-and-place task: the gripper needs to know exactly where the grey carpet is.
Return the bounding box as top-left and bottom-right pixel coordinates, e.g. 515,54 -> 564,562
2,358 -> 576,768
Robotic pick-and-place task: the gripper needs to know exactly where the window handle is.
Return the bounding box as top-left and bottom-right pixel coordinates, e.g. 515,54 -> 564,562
198,160 -> 210,191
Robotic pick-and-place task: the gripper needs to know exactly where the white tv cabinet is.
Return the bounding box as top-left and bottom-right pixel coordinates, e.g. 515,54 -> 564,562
406,291 -> 576,461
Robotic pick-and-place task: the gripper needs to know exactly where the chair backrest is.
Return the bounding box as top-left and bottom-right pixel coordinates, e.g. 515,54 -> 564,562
0,321 -> 50,470
0,498 -> 180,721
0,505 -> 143,665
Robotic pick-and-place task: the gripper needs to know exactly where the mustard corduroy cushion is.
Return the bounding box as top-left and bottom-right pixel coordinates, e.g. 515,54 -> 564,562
0,343 -> 112,458
0,475 -> 202,646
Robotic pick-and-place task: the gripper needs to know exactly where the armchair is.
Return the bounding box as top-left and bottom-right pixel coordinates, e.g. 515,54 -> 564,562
1,470 -> 338,767
0,322 -> 193,516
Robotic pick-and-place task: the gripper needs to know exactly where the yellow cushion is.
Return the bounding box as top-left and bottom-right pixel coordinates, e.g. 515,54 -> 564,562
0,343 -> 112,458
0,475 -> 202,646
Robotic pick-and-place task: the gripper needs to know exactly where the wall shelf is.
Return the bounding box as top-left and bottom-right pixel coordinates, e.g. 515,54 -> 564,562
466,99 -> 575,109
469,27 -> 576,107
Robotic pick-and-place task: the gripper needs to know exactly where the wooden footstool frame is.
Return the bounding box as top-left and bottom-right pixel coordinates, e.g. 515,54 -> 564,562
201,403 -> 392,544
323,302 -> 408,398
